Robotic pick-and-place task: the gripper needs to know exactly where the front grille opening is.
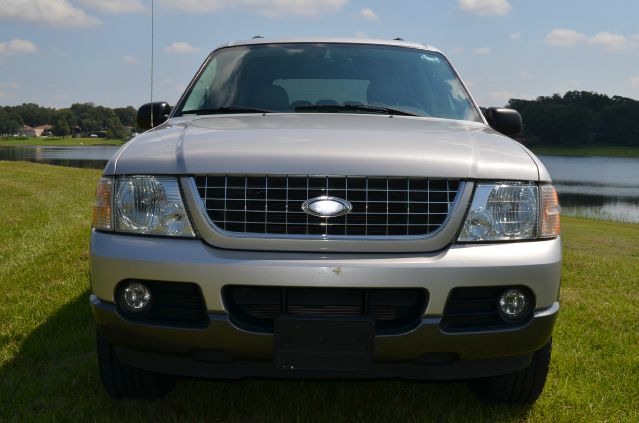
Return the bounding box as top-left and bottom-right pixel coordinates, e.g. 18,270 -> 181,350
115,280 -> 208,328
441,286 -> 535,332
194,175 -> 462,237
223,286 -> 429,335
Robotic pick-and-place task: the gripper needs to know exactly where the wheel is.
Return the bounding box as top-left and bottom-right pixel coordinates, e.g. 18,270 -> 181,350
96,330 -> 175,399
468,338 -> 552,404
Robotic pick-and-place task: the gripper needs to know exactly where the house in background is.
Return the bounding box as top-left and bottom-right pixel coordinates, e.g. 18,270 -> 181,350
17,125 -> 37,137
33,124 -> 53,137
16,124 -> 53,137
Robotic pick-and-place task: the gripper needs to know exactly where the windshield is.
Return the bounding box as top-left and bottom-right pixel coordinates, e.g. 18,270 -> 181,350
175,43 -> 481,122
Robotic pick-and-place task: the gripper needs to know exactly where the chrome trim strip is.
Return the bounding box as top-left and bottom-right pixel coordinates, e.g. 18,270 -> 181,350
533,301 -> 560,318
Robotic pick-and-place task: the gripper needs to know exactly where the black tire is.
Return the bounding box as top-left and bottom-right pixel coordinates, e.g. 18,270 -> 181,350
96,331 -> 175,399
468,338 -> 552,404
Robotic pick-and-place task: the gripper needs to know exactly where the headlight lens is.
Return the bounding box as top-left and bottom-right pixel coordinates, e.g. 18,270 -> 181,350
113,176 -> 195,237
458,182 -> 538,242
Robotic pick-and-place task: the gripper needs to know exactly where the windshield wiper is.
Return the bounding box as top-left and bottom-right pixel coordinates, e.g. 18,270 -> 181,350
294,104 -> 419,117
180,106 -> 273,115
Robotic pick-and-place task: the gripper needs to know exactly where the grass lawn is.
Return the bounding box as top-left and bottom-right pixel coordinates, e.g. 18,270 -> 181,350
0,137 -> 123,146
1,161 -> 638,422
530,145 -> 639,158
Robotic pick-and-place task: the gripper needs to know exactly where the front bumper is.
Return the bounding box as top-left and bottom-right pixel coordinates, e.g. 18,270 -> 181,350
90,230 -> 561,317
90,230 -> 561,378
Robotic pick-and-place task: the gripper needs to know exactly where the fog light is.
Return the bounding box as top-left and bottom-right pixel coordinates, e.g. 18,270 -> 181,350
498,288 -> 531,322
119,282 -> 151,314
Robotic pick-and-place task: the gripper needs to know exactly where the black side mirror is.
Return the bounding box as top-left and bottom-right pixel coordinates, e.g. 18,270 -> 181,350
137,102 -> 172,130
482,107 -> 522,136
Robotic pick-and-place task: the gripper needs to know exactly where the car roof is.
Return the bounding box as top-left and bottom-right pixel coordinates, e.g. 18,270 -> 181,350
214,37 -> 442,54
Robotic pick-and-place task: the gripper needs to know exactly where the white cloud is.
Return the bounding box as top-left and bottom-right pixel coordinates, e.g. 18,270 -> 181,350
509,32 -> 522,41
458,0 -> 511,16
0,81 -> 20,89
474,47 -> 492,55
0,90 -> 8,98
488,89 -> 514,104
354,31 -> 367,38
451,46 -> 464,54
0,39 -> 38,55
630,76 -> 639,90
157,0 -> 348,17
588,32 -> 626,51
165,42 -> 200,54
0,0 -> 100,27
358,8 -> 378,21
122,55 -> 141,64
76,0 -> 145,14
545,29 -> 587,47
518,70 -> 531,80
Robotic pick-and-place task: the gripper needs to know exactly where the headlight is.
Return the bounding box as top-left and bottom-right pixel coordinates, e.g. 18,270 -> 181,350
93,175 -> 195,237
458,182 -> 539,242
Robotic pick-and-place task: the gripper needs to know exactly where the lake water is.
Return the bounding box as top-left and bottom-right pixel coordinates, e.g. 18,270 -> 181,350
0,145 -> 119,169
538,155 -> 639,224
0,145 -> 637,224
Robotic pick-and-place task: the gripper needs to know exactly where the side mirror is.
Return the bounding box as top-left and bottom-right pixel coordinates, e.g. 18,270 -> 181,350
137,102 -> 172,130
482,107 -> 522,136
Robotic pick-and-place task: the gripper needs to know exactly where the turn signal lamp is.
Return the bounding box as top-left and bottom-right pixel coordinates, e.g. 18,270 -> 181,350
93,177 -> 113,230
540,184 -> 560,238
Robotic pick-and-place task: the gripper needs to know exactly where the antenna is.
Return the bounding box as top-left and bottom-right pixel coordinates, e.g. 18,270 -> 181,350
150,0 -> 155,126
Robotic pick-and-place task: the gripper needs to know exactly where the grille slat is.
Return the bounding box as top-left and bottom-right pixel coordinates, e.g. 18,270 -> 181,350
195,175 -> 461,237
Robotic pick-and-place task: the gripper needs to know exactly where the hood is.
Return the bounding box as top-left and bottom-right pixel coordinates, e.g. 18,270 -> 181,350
106,113 -> 541,181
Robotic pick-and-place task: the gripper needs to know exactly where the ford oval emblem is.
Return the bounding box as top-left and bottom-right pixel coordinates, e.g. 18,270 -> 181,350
302,196 -> 352,218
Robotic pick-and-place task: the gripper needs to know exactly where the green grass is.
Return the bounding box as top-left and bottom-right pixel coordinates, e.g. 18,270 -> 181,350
0,137 -> 123,146
1,161 -> 638,422
530,145 -> 639,158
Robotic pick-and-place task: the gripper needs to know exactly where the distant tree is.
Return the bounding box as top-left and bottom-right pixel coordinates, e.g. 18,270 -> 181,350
507,91 -> 639,147
12,103 -> 55,127
113,106 -> 137,127
0,108 -> 23,135
52,109 -> 73,138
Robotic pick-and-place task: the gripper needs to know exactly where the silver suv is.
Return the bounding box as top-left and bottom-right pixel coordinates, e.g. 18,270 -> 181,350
90,38 -> 561,403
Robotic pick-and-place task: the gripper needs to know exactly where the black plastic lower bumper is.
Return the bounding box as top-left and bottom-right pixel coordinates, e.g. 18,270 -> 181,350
92,295 -> 558,381
115,345 -> 533,381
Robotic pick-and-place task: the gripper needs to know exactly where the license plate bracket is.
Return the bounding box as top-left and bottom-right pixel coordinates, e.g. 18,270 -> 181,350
274,316 -> 375,372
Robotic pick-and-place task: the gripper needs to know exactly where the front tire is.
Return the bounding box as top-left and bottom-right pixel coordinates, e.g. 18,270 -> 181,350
469,338 -> 552,404
96,331 -> 175,399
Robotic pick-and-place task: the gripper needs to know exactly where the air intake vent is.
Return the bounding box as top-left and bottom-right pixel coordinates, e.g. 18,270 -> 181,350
223,286 -> 428,334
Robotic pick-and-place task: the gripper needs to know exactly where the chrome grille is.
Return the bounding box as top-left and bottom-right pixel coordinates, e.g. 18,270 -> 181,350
193,175 -> 462,237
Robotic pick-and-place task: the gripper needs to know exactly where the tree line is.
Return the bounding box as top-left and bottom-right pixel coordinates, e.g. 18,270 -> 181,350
2,91 -> 638,146
507,91 -> 639,147
0,103 -> 138,139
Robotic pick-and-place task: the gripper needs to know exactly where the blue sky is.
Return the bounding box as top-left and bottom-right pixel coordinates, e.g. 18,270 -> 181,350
1,0 -> 638,109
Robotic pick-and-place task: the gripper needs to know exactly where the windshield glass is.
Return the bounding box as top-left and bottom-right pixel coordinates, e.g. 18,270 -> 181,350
175,43 -> 481,122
